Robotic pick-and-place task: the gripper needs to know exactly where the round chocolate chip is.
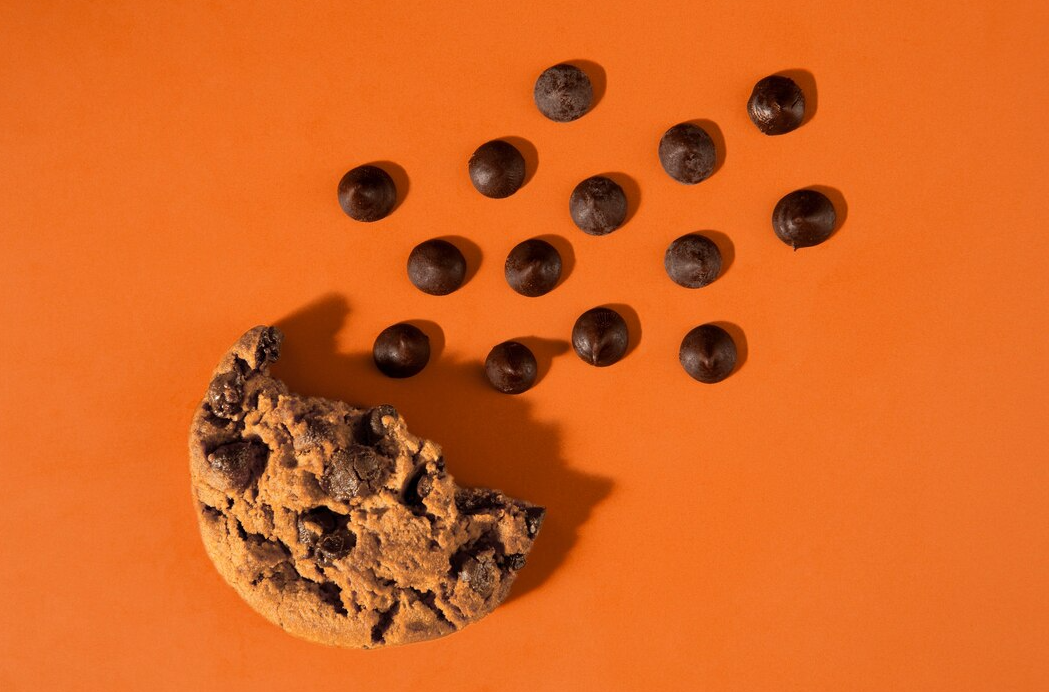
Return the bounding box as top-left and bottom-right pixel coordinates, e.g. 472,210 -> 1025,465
337,165 -> 397,222
747,75 -> 806,136
572,307 -> 629,367
533,63 -> 593,122
484,341 -> 539,394
664,233 -> 723,288
373,323 -> 431,378
569,176 -> 627,236
504,238 -> 562,297
680,324 -> 737,383
772,189 -> 837,249
206,370 -> 243,418
658,123 -> 717,184
207,440 -> 268,490
468,140 -> 526,198
407,239 -> 467,296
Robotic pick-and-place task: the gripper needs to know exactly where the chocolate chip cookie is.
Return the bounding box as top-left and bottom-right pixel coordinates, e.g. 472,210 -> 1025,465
188,326 -> 545,648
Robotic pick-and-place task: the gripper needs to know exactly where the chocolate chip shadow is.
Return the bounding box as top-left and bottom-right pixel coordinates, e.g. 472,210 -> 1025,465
271,294 -> 613,604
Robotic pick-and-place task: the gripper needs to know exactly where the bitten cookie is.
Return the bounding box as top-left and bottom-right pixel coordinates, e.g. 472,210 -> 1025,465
188,326 -> 545,648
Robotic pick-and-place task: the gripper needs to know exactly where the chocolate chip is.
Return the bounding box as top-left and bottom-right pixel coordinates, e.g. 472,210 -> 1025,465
572,307 -> 629,366
455,487 -> 506,515
407,239 -> 467,295
569,176 -> 627,236
320,445 -> 391,501
680,324 -> 737,383
468,140 -> 526,198
658,123 -> 717,184
206,370 -> 243,418
747,75 -> 805,136
772,189 -> 837,249
255,327 -> 282,366
533,63 -> 593,122
403,465 -> 435,507
317,531 -> 355,561
207,440 -> 268,490
501,553 -> 527,571
458,555 -> 496,598
297,506 -> 344,542
524,506 -> 546,538
664,233 -> 722,288
504,238 -> 562,297
365,405 -> 399,443
337,165 -> 397,222
484,341 -> 538,394
373,323 -> 431,378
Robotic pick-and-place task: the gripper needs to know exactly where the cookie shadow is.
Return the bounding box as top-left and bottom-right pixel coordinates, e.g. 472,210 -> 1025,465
271,294 -> 613,605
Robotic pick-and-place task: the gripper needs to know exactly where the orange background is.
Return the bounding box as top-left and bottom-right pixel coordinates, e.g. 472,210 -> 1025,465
2,1 -> 1048,689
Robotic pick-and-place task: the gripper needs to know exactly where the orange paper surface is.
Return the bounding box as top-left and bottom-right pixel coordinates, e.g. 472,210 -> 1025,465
2,1 -> 1048,690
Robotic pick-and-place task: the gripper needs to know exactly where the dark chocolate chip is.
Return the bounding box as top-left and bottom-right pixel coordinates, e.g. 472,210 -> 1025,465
747,75 -> 806,136
680,324 -> 738,383
407,239 -> 467,295
403,465 -> 435,507
337,165 -> 397,222
206,370 -> 243,418
296,506 -> 344,544
504,238 -> 562,297
533,63 -> 593,122
658,123 -> 717,184
455,487 -> 506,515
501,553 -> 527,571
664,233 -> 723,288
320,445 -> 391,501
317,531 -> 355,561
569,176 -> 627,236
458,555 -> 496,598
365,405 -> 399,443
373,323 -> 431,378
572,306 -> 629,366
772,189 -> 837,249
207,440 -> 268,490
484,341 -> 538,394
468,140 -> 526,198
255,327 -> 282,366
524,506 -> 546,538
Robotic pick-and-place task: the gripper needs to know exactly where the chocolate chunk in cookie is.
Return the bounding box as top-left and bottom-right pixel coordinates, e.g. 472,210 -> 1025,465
206,370 -> 243,418
320,445 -> 392,501
207,440 -> 267,490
